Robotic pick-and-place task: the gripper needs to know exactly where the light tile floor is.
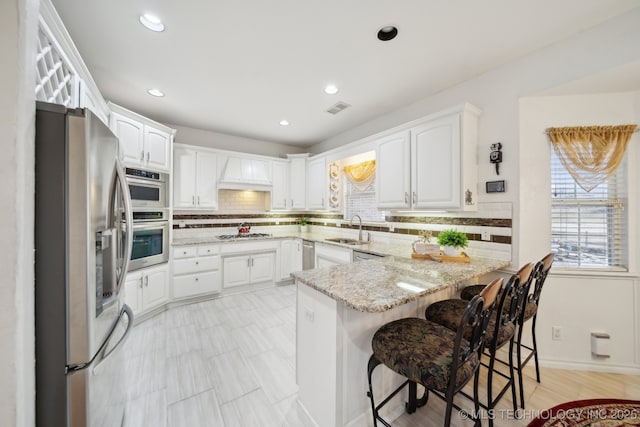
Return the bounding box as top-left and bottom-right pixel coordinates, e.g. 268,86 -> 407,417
124,284 -> 640,426
124,284 -> 312,427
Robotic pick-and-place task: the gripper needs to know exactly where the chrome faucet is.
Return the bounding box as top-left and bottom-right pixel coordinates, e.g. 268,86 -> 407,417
350,215 -> 363,241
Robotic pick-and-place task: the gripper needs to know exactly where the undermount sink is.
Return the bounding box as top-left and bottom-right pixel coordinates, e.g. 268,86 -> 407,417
325,237 -> 367,246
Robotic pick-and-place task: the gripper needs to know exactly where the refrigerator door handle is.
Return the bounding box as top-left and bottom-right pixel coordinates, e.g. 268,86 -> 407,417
115,159 -> 133,292
67,304 -> 134,374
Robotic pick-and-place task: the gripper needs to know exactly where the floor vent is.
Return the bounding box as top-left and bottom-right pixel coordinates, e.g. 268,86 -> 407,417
326,101 -> 351,115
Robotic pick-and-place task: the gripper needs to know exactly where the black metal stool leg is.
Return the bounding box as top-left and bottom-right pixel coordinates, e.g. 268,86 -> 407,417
367,355 -> 383,427
516,323 -> 526,409
531,316 -> 541,383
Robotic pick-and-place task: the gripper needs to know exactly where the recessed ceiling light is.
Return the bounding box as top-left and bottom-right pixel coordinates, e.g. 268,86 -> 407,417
324,84 -> 338,95
377,25 -> 398,41
279,120 -> 289,126
147,88 -> 165,97
139,14 -> 165,32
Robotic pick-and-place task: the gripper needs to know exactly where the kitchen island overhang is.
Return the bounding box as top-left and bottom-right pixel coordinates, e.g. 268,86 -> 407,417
291,255 -> 510,427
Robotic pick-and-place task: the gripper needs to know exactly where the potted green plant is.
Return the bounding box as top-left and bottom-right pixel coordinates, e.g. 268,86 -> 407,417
437,229 -> 468,257
298,216 -> 309,233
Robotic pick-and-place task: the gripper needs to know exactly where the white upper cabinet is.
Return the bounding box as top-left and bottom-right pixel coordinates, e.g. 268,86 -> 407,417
376,131 -> 411,209
173,146 -> 218,209
109,102 -> 174,173
376,104 -> 480,211
307,156 -> 327,210
288,154 -> 308,210
412,114 -> 461,209
271,160 -> 289,210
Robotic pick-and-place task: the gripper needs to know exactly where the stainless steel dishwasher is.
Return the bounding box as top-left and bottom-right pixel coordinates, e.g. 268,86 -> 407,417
352,250 -> 384,262
302,240 -> 315,270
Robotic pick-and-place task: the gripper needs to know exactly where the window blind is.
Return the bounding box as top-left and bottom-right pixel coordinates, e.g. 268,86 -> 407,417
344,179 -> 385,222
550,150 -> 627,270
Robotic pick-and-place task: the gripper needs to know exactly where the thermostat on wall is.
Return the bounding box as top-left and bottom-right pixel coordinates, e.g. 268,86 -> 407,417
486,180 -> 506,193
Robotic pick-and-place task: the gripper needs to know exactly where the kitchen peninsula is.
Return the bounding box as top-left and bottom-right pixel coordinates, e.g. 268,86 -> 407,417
291,255 -> 509,427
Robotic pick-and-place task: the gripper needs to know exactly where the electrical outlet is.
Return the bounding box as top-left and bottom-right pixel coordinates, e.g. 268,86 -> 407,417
552,326 -> 562,341
481,231 -> 491,241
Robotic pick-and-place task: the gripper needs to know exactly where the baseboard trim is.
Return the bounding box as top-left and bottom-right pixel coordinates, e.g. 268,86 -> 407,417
540,358 -> 640,375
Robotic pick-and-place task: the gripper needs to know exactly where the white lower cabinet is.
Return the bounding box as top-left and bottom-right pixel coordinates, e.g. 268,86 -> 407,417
280,239 -> 302,280
172,244 -> 221,299
314,243 -> 352,268
220,241 -> 279,289
223,252 -> 276,288
124,263 -> 168,316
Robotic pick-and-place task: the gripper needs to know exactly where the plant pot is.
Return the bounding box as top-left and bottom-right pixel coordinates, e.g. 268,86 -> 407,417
299,225 -> 308,233
443,246 -> 462,257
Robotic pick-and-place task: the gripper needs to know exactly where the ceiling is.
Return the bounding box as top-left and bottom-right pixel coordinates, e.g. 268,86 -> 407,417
51,0 -> 640,147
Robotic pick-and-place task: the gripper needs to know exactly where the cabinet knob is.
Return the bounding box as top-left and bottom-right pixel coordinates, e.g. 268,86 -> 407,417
183,251 -> 187,255
195,261 -> 199,265
195,277 -> 199,282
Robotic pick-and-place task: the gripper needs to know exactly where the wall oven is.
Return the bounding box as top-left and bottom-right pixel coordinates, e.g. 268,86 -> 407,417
128,209 -> 170,271
125,167 -> 168,209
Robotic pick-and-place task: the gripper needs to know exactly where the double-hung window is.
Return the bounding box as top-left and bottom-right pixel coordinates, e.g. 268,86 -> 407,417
550,151 -> 628,270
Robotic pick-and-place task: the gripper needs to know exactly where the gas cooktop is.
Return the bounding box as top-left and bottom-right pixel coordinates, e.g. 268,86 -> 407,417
217,233 -> 271,240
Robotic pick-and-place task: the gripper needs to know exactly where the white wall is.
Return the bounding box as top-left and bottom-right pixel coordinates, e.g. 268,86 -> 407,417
0,0 -> 38,425
168,123 -> 307,158
311,7 -> 640,268
519,92 -> 640,373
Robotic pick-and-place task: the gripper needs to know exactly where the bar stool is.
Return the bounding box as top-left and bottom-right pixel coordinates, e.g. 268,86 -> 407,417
424,264 -> 533,426
459,254 -> 552,408
366,278 -> 502,427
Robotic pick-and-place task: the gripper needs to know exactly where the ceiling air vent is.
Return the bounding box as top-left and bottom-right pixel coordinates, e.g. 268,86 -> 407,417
326,101 -> 351,115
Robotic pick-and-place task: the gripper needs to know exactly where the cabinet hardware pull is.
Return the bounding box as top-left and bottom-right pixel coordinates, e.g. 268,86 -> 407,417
139,278 -> 143,289
183,251 -> 187,255
145,275 -> 149,287
146,151 -> 150,162
247,258 -> 250,267
412,191 -> 417,204
322,198 -> 324,208
251,257 -> 254,267
195,277 -> 199,282
192,195 -> 195,205
140,150 -> 144,160
197,196 -> 200,205
284,198 -> 286,208
405,192 -> 409,204
290,199 -> 293,208
195,261 -> 199,265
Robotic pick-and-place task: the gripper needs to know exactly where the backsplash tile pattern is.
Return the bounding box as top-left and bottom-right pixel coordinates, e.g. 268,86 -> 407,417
173,213 -> 511,244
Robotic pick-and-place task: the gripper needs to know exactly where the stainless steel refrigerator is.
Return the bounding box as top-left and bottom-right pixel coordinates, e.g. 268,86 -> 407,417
35,102 -> 134,427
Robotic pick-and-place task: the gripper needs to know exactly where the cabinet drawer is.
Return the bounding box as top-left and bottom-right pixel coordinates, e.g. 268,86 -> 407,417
197,245 -> 219,256
173,256 -> 220,275
173,246 -> 197,259
173,271 -> 220,299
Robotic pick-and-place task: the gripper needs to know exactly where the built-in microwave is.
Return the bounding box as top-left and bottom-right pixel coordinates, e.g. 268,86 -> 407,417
125,167 -> 168,209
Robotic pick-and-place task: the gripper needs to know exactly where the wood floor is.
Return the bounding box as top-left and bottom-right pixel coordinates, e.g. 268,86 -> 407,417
123,283 -> 640,426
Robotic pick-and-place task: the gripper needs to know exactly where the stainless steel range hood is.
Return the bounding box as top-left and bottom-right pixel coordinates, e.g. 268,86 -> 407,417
218,156 -> 272,191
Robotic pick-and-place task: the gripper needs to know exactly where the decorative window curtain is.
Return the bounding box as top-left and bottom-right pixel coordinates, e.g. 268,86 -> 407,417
343,160 -> 376,191
546,125 -> 636,192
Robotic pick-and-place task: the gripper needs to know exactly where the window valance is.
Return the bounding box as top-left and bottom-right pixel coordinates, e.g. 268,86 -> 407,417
546,125 -> 636,192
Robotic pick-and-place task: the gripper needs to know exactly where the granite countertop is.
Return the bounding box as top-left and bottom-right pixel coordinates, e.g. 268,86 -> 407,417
290,256 -> 510,313
172,231 -> 413,257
